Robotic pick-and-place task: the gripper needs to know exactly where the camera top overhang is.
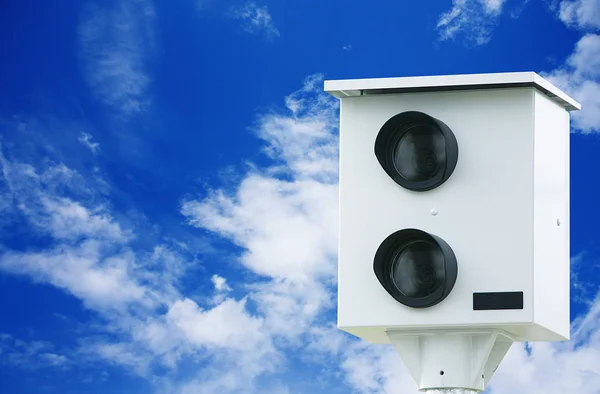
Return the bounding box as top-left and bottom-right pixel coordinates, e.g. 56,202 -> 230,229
324,71 -> 581,112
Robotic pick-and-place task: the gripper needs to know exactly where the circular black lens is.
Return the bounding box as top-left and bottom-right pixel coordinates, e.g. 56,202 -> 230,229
391,240 -> 445,298
373,229 -> 458,308
374,112 -> 458,191
393,124 -> 446,182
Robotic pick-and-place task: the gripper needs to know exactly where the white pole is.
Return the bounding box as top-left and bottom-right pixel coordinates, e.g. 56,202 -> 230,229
387,329 -> 514,392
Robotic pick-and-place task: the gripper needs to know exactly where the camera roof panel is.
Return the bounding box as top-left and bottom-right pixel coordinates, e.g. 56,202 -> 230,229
324,71 -> 581,111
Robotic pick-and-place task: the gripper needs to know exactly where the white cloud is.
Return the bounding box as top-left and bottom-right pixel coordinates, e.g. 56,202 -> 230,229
571,252 -> 600,305
86,341 -> 152,375
180,74 -> 340,386
41,197 -> 130,241
437,0 -> 508,45
167,298 -> 274,358
305,292 -> 600,394
543,34 -> 600,133
567,33 -> 600,77
0,150 -> 130,242
306,326 -> 418,394
0,334 -> 69,370
137,297 -> 282,392
78,132 -> 100,153
0,141 -> 281,389
211,274 -> 231,292
559,0 -> 600,30
182,75 -> 339,285
251,278 -> 334,343
488,295 -> 600,393
232,2 -> 280,39
195,0 -> 214,12
182,176 -> 338,281
39,353 -> 69,366
484,0 -> 507,13
174,372 -> 292,394
78,0 -> 155,115
0,241 -> 150,311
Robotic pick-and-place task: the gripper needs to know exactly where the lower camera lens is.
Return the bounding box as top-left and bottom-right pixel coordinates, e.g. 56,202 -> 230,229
392,240 -> 445,298
373,229 -> 458,308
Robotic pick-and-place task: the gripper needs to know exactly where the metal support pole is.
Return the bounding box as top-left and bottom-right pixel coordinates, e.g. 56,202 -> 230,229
387,329 -> 514,392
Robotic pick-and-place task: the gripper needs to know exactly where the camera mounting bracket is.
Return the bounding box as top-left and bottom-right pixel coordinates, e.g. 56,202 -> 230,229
386,328 -> 515,392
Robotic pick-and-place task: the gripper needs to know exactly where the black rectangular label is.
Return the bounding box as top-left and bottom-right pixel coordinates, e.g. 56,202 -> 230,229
473,292 -> 523,311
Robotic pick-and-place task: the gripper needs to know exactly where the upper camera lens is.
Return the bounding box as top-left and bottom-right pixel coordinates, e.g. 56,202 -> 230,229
374,112 -> 458,192
391,240 -> 445,298
393,124 -> 446,182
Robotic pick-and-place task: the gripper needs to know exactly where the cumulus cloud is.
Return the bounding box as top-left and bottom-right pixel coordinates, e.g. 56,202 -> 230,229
543,33 -> 600,133
559,0 -> 600,30
437,0 -> 508,46
231,2 -> 280,39
78,0 -> 156,115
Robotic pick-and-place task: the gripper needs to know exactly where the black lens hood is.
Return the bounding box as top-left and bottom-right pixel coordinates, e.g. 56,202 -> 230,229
374,111 -> 458,191
373,228 -> 458,308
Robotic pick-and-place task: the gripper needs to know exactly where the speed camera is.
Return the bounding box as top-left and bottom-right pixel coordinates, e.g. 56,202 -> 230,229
325,72 -> 579,392
325,72 -> 579,344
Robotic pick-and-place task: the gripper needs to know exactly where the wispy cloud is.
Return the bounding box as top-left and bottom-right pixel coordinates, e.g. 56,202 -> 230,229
196,0 -> 214,12
78,132 -> 100,153
78,0 -> 156,115
0,134 -> 281,391
436,0 -> 508,46
231,2 -> 280,39
0,334 -> 69,370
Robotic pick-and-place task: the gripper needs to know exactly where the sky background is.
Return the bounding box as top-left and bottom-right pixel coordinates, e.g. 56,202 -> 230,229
0,0 -> 600,393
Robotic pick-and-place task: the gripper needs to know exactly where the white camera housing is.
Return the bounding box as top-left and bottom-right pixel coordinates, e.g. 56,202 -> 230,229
326,72 -> 579,345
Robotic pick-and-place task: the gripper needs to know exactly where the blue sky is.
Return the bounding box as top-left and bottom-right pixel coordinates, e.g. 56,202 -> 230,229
1,0 -> 600,393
